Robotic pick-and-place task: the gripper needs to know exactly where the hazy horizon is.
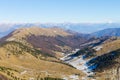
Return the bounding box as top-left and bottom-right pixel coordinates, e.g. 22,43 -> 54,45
0,0 -> 120,36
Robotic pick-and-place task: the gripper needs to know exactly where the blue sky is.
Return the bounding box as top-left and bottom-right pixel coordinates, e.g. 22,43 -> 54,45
0,0 -> 120,23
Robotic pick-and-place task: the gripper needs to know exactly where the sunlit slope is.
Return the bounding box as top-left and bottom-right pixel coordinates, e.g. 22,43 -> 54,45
95,38 -> 120,56
1,27 -> 87,58
0,41 -> 84,80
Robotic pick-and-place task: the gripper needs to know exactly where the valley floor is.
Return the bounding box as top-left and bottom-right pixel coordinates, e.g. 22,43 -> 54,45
60,51 -> 96,80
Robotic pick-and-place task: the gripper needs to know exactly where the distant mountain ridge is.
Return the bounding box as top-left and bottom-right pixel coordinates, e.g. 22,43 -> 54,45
91,28 -> 120,37
1,23 -> 120,37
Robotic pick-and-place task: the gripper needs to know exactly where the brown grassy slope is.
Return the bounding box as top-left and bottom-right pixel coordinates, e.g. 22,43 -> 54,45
0,41 -> 85,79
92,39 -> 120,80
27,35 -> 87,56
95,39 -> 120,56
1,27 -> 87,58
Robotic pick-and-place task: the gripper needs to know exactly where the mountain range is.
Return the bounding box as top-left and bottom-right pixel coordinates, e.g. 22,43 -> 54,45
0,25 -> 120,80
1,23 -> 120,37
91,28 -> 120,37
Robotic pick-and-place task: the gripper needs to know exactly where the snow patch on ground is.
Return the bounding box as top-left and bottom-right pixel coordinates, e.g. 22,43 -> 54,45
69,75 -> 79,80
61,53 -> 95,80
20,70 -> 27,75
93,46 -> 103,51
62,75 -> 79,80
64,56 -> 94,76
6,38 -> 16,41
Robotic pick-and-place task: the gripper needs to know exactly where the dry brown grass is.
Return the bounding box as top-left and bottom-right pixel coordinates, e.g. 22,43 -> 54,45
10,27 -> 72,39
93,39 -> 120,80
0,45 -> 85,79
96,39 -> 120,56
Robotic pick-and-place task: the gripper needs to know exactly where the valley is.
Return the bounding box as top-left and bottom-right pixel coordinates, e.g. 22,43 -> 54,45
0,0 -> 120,80
0,27 -> 119,80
